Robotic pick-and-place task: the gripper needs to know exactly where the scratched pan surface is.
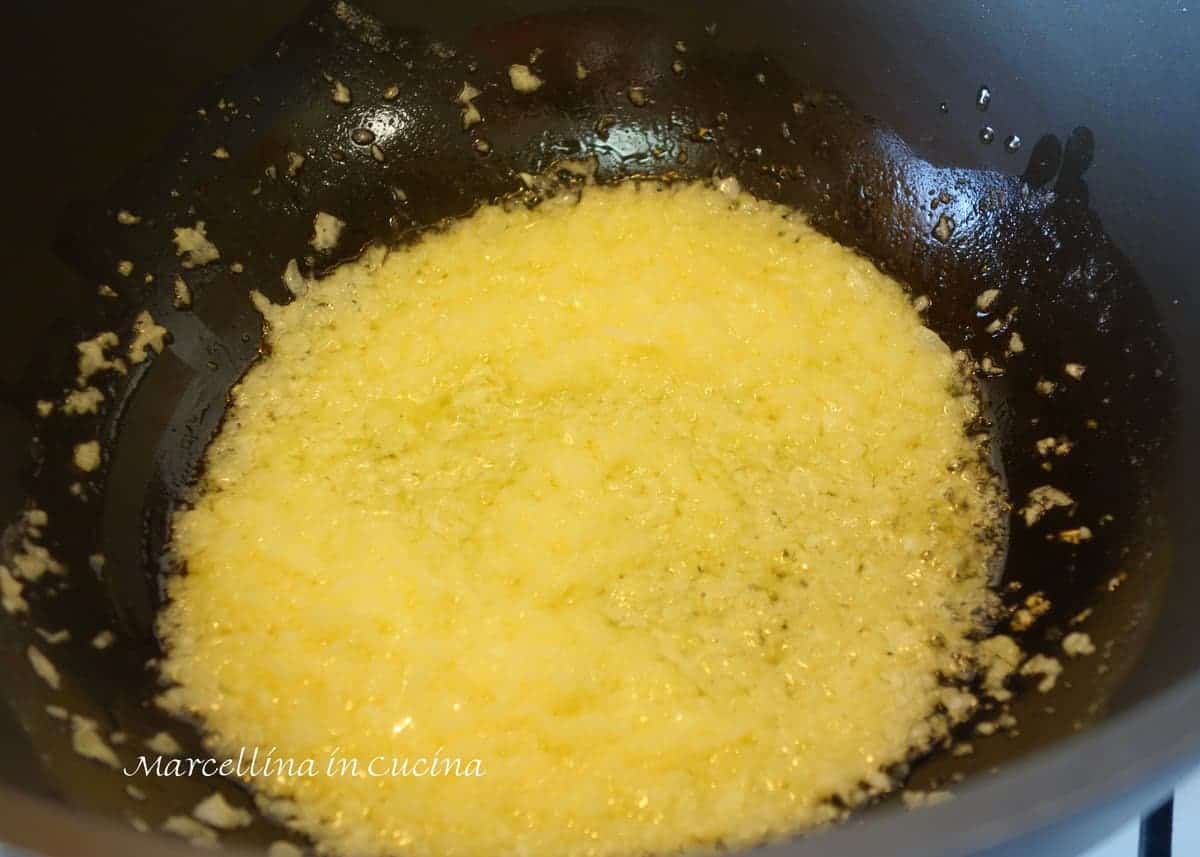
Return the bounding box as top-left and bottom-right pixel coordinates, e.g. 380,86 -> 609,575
0,2 -> 1196,857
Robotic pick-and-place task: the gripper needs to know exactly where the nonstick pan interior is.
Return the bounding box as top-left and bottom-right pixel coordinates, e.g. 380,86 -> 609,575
0,2 -> 1194,856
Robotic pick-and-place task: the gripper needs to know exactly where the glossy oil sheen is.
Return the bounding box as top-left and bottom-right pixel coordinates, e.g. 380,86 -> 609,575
0,3 -> 1195,857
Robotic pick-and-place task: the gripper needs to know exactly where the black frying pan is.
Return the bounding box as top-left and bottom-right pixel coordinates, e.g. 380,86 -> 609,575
1,2 -> 1198,856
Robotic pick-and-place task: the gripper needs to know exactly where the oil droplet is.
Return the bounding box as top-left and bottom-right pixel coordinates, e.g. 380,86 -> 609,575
976,86 -> 992,111
1004,134 -> 1022,153
979,126 -> 996,144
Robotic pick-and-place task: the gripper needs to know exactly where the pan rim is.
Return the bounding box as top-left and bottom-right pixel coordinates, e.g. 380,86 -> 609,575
0,671 -> 1197,857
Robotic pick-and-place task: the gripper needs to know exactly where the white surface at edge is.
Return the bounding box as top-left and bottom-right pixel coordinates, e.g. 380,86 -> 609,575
1083,819 -> 1141,857
1173,764 -> 1200,856
1082,763 -> 1200,857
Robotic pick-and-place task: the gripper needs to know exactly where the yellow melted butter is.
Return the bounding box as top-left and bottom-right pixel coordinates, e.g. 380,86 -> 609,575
161,181 -> 1002,857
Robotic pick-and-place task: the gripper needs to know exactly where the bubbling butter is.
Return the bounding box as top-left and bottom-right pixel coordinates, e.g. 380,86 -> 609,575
161,181 -> 1003,857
